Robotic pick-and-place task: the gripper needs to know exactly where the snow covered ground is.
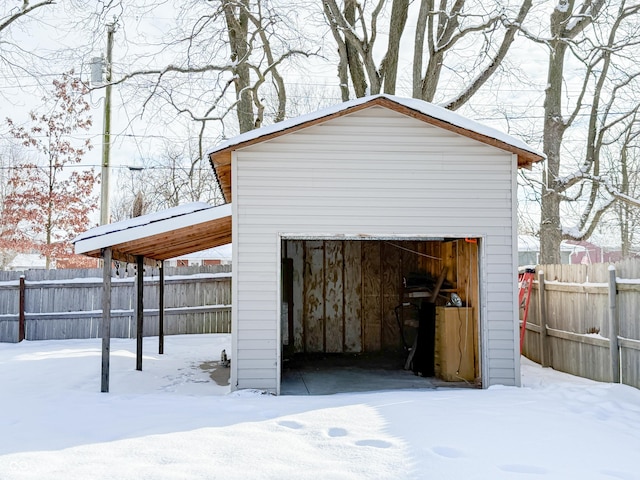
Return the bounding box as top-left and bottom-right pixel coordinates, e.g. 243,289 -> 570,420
1,334 -> 639,480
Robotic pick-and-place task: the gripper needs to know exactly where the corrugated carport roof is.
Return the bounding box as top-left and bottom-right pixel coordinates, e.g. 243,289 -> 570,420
74,202 -> 232,264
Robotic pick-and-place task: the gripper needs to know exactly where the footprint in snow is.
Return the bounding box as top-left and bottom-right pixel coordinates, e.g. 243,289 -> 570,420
600,469 -> 638,480
277,420 -> 303,430
355,439 -> 392,448
327,427 -> 348,437
431,446 -> 466,458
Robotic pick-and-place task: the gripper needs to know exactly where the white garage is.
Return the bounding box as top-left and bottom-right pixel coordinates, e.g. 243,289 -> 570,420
207,94 -> 544,393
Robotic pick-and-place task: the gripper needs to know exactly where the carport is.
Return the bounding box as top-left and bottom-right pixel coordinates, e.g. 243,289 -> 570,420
74,202 -> 231,392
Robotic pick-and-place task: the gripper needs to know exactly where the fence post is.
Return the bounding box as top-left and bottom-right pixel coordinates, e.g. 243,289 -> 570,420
537,270 -> 549,367
608,265 -> 620,383
18,275 -> 26,342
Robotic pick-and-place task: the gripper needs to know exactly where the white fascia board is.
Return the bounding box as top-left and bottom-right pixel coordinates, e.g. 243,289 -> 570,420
75,203 -> 232,255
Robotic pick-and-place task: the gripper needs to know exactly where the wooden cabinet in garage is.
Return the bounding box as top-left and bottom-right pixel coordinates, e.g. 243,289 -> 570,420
435,306 -> 477,382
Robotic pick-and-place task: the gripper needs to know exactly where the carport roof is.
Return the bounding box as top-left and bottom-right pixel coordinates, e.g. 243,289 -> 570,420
74,202 -> 232,264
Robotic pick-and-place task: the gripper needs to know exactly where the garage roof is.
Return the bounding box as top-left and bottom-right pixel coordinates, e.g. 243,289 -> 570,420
74,203 -> 232,264
207,94 -> 546,203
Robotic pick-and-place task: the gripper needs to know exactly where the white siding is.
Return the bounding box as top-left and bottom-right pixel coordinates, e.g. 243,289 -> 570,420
232,106 -> 519,391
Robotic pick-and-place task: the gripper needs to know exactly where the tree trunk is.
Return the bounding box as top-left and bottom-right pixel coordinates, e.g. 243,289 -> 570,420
539,9 -> 571,265
539,0 -> 607,264
620,146 -> 631,257
420,0 -> 458,102
46,166 -> 54,270
337,43 -> 350,101
381,0 -> 409,94
224,1 -> 254,134
344,0 -> 368,97
412,0 -> 429,98
322,0 -> 351,101
421,50 -> 444,102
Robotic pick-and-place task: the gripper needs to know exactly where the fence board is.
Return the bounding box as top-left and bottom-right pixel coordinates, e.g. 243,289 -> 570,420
522,260 -> 640,389
0,265 -> 231,343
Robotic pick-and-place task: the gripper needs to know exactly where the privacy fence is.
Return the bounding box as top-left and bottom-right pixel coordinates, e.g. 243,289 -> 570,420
521,259 -> 640,389
0,265 -> 231,343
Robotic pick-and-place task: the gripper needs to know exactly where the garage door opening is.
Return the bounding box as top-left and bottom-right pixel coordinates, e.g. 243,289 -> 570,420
279,237 -> 481,394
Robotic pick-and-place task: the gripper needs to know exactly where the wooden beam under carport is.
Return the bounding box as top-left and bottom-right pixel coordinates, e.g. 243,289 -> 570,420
159,261 -> 165,355
100,252 -> 160,391
75,204 -> 233,392
136,255 -> 144,371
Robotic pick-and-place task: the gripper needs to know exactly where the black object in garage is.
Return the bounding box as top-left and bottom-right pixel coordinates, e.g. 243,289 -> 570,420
412,302 -> 436,376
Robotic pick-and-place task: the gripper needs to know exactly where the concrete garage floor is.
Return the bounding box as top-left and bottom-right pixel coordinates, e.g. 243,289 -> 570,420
280,353 -> 475,395
200,354 -> 476,395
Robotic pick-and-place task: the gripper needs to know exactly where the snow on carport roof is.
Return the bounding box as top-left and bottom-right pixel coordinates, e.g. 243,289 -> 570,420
74,202 -> 232,263
75,203 -> 213,242
206,94 -> 545,160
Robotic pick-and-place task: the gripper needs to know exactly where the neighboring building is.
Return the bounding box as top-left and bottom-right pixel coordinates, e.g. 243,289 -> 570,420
207,94 -> 544,393
518,235 -> 627,266
518,235 -> 587,266
563,240 -> 629,264
2,253 -> 99,271
166,244 -> 232,267
4,253 -> 48,271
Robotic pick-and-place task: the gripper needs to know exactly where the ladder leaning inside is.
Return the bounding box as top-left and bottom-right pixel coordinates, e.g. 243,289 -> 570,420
518,268 -> 535,353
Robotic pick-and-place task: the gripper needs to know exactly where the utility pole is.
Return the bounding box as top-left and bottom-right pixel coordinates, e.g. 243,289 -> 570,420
100,22 -> 115,225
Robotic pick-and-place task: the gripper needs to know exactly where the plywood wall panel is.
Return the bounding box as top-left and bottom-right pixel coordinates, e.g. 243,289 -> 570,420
289,239 -> 478,361
303,240 -> 324,352
289,241 -> 305,351
324,241 -> 344,352
382,242 -> 402,350
362,242 -> 382,352
343,241 -> 363,352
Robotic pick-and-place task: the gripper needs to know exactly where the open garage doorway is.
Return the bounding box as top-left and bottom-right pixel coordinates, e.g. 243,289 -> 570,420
279,237 -> 482,394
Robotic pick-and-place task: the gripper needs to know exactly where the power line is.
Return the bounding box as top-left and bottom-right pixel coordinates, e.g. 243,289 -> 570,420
0,164 -> 214,171
0,75 -> 596,96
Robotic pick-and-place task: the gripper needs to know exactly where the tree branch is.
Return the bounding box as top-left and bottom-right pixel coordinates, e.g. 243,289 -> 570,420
444,0 -> 533,110
0,0 -> 55,33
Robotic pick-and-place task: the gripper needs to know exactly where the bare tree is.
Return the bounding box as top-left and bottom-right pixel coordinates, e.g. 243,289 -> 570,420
0,1 -> 54,32
111,139 -> 223,222
0,1 -> 56,95
535,0 -> 640,263
322,0 -> 533,108
607,110 -> 640,257
97,0 -> 316,159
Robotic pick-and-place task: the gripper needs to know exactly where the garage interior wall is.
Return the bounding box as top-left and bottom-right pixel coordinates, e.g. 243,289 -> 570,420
282,238 -> 480,381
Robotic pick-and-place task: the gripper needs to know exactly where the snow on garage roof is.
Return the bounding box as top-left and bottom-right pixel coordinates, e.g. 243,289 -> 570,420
207,94 -> 544,160
207,95 -> 545,203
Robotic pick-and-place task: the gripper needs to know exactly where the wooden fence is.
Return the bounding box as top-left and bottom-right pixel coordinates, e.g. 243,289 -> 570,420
0,265 -> 231,343
521,259 -> 640,389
